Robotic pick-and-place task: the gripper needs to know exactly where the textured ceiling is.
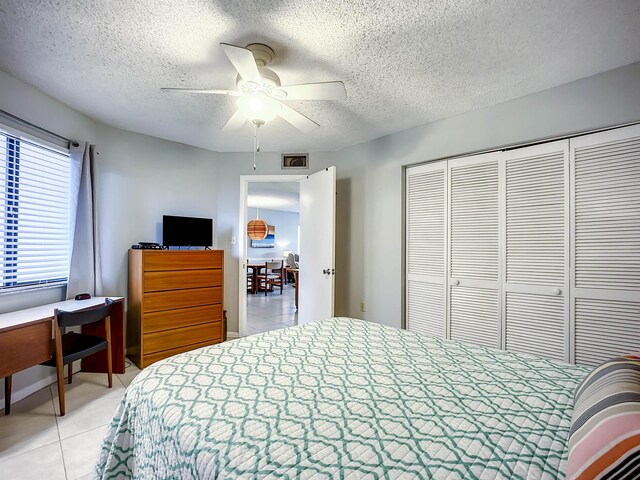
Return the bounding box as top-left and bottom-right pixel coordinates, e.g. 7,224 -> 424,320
1,1 -> 639,152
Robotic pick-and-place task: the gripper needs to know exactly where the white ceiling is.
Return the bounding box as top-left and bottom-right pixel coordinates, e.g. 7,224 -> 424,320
248,182 -> 300,213
1,1 -> 639,152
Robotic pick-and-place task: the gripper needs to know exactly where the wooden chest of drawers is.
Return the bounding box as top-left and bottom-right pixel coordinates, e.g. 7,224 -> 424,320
127,250 -> 224,368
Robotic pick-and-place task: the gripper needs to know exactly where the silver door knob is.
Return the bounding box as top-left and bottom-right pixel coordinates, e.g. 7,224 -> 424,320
552,288 -> 561,295
451,279 -> 460,286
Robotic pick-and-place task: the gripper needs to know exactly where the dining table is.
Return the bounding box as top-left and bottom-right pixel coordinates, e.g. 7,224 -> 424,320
247,262 -> 297,306
246,262 -> 267,294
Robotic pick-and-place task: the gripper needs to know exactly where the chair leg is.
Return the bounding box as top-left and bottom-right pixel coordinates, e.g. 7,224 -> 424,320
53,322 -> 65,416
56,361 -> 65,416
68,363 -> 72,384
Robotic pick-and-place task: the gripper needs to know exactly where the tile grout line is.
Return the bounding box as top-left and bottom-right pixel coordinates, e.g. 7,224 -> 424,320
61,423 -> 110,480
50,384 -> 70,480
58,440 -> 69,480
53,372 -> 126,480
0,387 -> 61,465
0,370 -> 135,479
50,384 -> 61,441
61,422 -> 110,441
115,374 -> 128,389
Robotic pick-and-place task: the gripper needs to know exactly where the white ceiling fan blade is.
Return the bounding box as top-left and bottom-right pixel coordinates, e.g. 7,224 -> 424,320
278,104 -> 320,133
221,110 -> 247,131
220,43 -> 262,84
161,88 -> 240,96
280,81 -> 346,101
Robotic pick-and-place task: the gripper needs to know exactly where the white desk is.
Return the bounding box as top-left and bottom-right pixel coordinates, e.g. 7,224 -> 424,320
0,296 -> 123,331
0,296 -> 125,415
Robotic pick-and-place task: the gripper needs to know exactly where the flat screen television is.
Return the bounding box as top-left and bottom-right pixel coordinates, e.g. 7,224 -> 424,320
163,215 -> 212,247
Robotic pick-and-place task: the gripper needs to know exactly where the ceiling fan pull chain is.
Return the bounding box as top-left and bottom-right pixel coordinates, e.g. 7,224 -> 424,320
253,123 -> 258,170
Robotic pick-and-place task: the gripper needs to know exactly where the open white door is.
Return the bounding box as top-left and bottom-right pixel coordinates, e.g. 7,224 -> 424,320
299,166 -> 336,324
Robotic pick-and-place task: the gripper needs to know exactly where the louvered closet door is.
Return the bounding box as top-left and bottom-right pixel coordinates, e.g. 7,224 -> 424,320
502,141 -> 569,362
448,154 -> 500,348
405,161 -> 447,337
571,124 -> 640,366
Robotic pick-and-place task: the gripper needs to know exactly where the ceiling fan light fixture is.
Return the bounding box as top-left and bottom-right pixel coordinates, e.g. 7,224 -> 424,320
162,42 -> 346,133
237,94 -> 281,124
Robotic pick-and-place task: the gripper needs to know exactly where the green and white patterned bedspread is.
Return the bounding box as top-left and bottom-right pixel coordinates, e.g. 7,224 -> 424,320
95,318 -> 589,479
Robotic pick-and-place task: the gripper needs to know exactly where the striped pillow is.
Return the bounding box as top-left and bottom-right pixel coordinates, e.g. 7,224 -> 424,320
566,353 -> 640,480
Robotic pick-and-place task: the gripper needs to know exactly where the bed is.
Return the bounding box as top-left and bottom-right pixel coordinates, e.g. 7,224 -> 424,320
95,318 -> 589,479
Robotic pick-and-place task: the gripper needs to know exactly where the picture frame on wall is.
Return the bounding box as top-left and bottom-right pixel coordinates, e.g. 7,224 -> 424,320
251,225 -> 275,248
281,153 -> 309,169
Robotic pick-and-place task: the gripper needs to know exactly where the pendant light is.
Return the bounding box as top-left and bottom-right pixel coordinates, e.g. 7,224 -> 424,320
247,205 -> 268,240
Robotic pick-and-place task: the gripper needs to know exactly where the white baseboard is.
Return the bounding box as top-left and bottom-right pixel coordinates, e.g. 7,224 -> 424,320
227,331 -> 239,339
7,373 -> 57,406
1,362 -> 82,409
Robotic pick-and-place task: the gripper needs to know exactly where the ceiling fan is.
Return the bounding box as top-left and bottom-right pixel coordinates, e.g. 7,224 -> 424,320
162,43 -> 346,133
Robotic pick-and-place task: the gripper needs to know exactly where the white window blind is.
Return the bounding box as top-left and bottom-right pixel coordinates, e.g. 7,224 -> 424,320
0,129 -> 71,292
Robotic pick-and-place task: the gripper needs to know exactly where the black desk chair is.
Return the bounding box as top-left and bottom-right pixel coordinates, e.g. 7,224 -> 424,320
41,299 -> 114,416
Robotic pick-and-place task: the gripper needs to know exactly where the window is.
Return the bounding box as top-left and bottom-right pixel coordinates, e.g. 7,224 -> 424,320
0,128 -> 71,292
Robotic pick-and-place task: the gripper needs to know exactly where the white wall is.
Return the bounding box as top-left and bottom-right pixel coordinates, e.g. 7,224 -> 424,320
212,152 -> 366,333
247,207 -> 299,259
94,123 -> 219,298
351,61 -> 640,328
90,128 -> 367,335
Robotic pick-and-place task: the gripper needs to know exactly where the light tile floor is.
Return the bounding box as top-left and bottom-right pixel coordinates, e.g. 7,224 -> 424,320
247,284 -> 298,335
247,282 -> 298,335
0,362 -> 141,480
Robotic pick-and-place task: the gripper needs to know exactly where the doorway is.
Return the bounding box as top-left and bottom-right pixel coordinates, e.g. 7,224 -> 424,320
246,181 -> 300,335
238,175 -> 304,337
238,168 -> 337,337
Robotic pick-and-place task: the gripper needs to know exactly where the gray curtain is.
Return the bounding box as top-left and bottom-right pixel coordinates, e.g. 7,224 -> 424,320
66,142 -> 102,298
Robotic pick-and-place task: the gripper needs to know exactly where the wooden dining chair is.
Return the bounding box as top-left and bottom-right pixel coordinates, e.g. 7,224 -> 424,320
257,260 -> 284,296
247,268 -> 254,293
41,299 -> 114,416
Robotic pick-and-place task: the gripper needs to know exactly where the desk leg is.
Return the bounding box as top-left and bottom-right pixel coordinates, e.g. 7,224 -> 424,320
4,375 -> 11,415
81,300 -> 125,374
